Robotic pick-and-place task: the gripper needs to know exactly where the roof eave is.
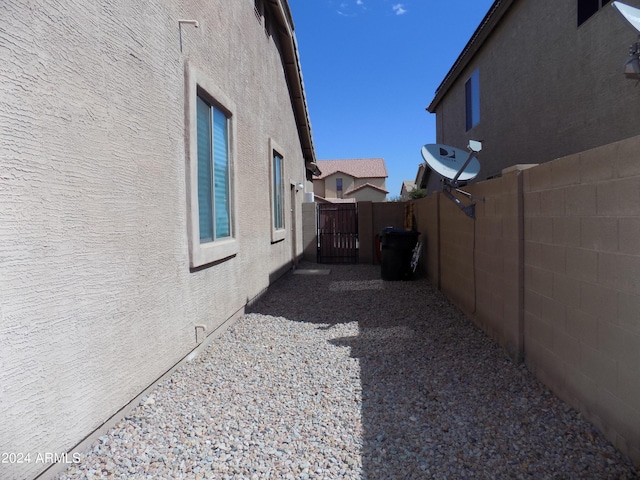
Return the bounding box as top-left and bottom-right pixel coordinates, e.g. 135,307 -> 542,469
268,0 -> 317,168
315,159 -> 389,180
318,170 -> 387,180
345,184 -> 390,195
427,0 -> 515,113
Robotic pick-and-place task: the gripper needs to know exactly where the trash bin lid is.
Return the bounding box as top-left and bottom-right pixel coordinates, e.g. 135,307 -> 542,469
380,227 -> 419,237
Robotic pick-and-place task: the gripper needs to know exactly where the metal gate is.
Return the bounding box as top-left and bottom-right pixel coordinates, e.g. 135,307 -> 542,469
317,203 -> 358,263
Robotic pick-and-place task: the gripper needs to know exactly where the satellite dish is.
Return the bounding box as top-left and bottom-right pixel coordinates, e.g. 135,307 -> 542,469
420,141 -> 484,219
612,2 -> 640,80
613,2 -> 640,33
421,144 -> 481,182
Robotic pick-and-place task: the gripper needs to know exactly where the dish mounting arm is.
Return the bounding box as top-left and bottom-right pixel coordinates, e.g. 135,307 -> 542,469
443,141 -> 484,219
452,149 -> 479,184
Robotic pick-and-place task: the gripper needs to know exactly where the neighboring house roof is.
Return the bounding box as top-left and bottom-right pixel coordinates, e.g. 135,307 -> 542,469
315,158 -> 388,180
427,0 -> 514,113
415,163 -> 428,189
345,183 -> 389,196
401,181 -> 416,194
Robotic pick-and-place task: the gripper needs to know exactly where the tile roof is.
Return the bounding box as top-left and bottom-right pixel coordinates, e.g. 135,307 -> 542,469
345,183 -> 389,195
315,158 -> 388,180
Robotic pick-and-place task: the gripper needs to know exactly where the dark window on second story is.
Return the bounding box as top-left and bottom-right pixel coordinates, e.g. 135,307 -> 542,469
578,0 -> 611,26
336,178 -> 343,199
465,69 -> 480,131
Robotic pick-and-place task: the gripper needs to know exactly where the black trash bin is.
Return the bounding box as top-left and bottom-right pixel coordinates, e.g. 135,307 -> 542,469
379,227 -> 419,280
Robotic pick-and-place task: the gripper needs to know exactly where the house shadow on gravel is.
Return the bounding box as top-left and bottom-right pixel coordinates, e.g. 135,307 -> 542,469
248,263 -> 639,480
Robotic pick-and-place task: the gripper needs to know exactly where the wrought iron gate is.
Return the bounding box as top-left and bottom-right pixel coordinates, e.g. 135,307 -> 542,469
317,203 -> 358,263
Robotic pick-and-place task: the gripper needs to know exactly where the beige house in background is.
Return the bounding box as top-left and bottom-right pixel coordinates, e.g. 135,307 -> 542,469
313,158 -> 389,202
0,1 -> 315,479
400,180 -> 416,200
423,0 -> 640,193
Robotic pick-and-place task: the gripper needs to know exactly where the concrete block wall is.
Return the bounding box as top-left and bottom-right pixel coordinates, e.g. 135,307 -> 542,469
303,132 -> 640,464
358,201 -> 405,265
301,201 -> 405,265
357,201 -> 374,264
302,202 -> 317,262
523,136 -> 640,465
437,190 -> 476,314
468,170 -> 524,362
413,134 -> 640,466
415,171 -> 524,362
413,194 -> 440,285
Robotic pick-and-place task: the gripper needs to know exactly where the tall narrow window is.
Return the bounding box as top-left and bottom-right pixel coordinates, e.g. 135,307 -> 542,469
187,63 -> 237,268
273,153 -> 284,230
336,178 -> 343,199
465,69 -> 480,131
269,139 -> 286,243
197,95 -> 231,242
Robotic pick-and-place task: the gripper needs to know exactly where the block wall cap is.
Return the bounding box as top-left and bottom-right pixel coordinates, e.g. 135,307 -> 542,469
502,164 -> 539,174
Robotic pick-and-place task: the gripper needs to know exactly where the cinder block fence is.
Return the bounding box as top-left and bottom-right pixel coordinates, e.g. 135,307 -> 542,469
300,135 -> 639,467
413,134 -> 640,468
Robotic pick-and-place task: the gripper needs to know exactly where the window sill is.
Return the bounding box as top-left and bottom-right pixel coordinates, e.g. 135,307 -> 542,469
190,237 -> 238,268
271,228 -> 286,243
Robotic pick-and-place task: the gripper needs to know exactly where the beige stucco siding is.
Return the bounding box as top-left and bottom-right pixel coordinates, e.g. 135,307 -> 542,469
323,172 -> 355,198
317,174 -> 386,200
354,177 -> 385,190
347,188 -> 387,202
313,178 -> 326,197
0,1 -> 309,479
429,0 -> 640,193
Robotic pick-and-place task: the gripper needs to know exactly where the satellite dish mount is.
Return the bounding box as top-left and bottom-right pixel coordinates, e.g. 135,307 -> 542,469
613,2 -> 640,80
421,140 -> 485,219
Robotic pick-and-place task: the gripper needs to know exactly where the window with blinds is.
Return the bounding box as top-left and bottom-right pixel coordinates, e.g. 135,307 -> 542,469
272,152 -> 284,231
196,95 -> 231,243
186,63 -> 237,268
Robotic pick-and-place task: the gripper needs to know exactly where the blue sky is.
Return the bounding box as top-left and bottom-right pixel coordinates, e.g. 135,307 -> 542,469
289,0 -> 495,197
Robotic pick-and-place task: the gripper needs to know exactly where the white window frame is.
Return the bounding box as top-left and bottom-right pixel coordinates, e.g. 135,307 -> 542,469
185,62 -> 238,268
269,138 -> 286,243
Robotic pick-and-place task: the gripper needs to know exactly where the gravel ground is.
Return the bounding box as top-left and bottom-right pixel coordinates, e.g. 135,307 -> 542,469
56,264 -> 639,479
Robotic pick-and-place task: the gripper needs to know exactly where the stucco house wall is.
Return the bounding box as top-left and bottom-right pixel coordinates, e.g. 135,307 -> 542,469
426,0 -> 640,193
353,177 -> 386,190
319,174 -> 387,201
313,178 -> 326,197
312,158 -> 389,202
0,1 -> 313,479
346,187 -> 388,203
323,172 -> 355,198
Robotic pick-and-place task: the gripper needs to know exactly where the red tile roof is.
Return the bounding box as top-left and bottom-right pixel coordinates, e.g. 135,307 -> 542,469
345,183 -> 389,196
315,158 -> 388,180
